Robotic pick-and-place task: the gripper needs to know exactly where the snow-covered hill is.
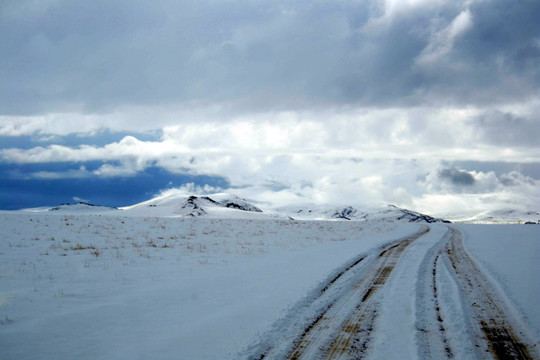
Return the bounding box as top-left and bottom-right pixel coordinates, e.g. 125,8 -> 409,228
373,205 -> 451,223
278,204 -> 450,223
277,204 -> 367,221
48,202 -> 119,213
120,193 -> 274,219
21,202 -> 119,214
451,208 -> 540,224
20,193 -> 540,225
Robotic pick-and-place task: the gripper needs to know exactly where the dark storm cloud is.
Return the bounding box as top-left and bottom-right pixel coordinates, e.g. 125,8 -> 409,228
438,167 -> 475,186
457,0 -> 540,77
1,0 -> 539,115
470,110 -> 540,148
499,172 -> 536,187
453,161 -> 540,181
421,0 -> 540,105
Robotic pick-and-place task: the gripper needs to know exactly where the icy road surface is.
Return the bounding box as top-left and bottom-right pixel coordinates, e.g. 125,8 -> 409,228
0,213 -> 539,359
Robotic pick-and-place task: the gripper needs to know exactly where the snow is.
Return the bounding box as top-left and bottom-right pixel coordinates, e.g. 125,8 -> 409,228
0,211 -> 417,359
367,224 -> 449,359
450,209 -> 540,224
459,224 -> 540,341
277,203 -> 449,223
1,206 -> 538,359
23,202 -> 119,214
121,193 -> 275,219
434,249 -> 477,358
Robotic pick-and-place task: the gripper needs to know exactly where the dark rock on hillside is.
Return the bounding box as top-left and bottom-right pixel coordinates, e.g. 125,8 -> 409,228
176,194 -> 262,217
387,205 -> 451,223
179,196 -> 207,217
222,201 -> 262,212
332,206 -> 357,220
201,196 -> 219,205
215,195 -> 262,212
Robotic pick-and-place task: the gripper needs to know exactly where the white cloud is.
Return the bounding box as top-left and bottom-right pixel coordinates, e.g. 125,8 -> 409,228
27,166 -> 91,180
413,165 -> 540,217
145,156 -> 540,218
416,9 -> 473,66
0,103 -> 237,137
92,163 -> 139,178
157,183 -> 224,198
1,102 -> 539,216
3,104 -> 537,167
1,0 -> 539,217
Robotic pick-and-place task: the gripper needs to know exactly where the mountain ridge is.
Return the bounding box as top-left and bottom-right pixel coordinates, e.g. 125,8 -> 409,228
21,192 -> 540,223
23,194 -> 453,223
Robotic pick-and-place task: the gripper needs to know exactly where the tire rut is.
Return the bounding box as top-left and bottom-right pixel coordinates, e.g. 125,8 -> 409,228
285,226 -> 430,360
444,227 -> 536,360
431,254 -> 454,359
415,229 -> 455,360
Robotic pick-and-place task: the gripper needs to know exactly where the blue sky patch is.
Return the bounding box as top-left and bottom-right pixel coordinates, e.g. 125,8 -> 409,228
0,129 -> 162,150
0,163 -> 229,210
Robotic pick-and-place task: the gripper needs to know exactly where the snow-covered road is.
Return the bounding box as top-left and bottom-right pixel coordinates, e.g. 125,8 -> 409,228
443,227 -> 534,359
243,224 -> 538,360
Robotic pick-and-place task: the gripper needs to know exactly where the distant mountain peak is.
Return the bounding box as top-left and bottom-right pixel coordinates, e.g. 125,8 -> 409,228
332,206 -> 357,220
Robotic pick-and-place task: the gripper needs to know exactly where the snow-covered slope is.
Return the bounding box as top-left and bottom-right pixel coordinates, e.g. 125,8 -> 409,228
278,204 -> 450,223
372,205 -> 451,223
21,202 -> 119,214
451,208 -> 540,224
15,192 -> 539,225
49,202 -> 119,213
277,205 -> 368,221
211,193 -> 263,212
120,193 -> 273,219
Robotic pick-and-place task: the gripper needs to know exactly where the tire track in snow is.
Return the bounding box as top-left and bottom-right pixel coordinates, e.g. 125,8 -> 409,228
417,226 -> 536,360
320,234 -> 422,360
247,224 -> 536,360
281,226 -> 430,360
415,228 -> 456,359
247,251 -> 372,360
444,226 -> 536,360
245,226 -> 430,360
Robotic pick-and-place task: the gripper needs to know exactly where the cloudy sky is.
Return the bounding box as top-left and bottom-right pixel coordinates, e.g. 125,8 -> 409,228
1,0 -> 540,216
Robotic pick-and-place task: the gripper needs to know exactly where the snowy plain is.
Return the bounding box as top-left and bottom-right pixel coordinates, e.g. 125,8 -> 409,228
0,211 -> 415,359
0,203 -> 539,359
458,224 -> 540,341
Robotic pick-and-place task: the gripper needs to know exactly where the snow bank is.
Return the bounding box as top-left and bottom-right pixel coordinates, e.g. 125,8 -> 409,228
459,224 -> 540,341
